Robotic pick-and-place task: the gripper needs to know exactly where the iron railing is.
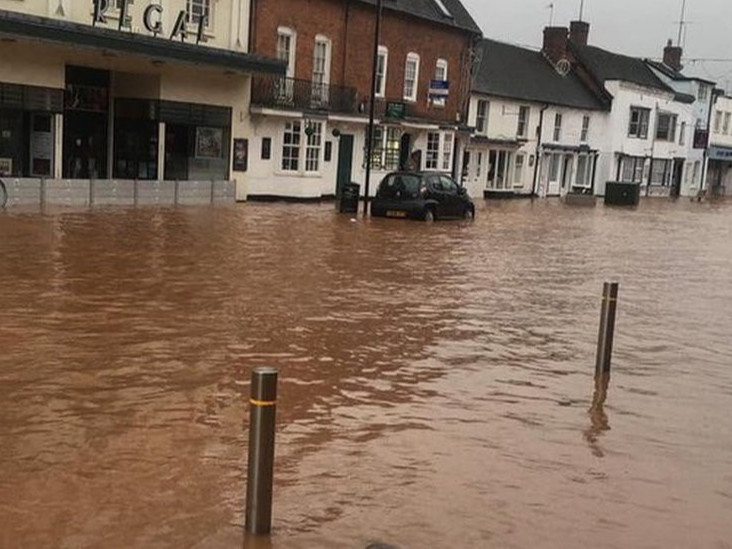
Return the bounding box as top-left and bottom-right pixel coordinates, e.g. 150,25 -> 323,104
251,76 -> 359,114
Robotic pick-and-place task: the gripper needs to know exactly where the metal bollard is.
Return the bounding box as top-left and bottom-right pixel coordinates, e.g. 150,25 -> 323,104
245,367 -> 278,536
595,282 -> 619,378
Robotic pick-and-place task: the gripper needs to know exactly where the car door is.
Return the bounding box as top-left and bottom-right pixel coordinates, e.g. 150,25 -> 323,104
425,175 -> 450,218
439,175 -> 463,217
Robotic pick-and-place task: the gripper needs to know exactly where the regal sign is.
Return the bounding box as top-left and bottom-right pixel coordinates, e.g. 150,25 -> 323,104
91,0 -> 208,44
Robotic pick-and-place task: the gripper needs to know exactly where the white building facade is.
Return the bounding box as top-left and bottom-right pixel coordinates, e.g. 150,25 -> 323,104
708,95 -> 732,196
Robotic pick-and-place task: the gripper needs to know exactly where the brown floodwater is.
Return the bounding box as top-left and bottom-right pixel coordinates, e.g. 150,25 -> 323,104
1,199 -> 731,548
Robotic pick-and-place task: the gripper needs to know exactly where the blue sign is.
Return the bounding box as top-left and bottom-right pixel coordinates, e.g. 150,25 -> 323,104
429,80 -> 450,99
708,146 -> 732,161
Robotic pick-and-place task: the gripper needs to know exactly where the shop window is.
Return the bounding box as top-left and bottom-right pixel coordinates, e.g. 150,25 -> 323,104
425,131 -> 453,172
621,156 -> 645,183
487,149 -> 513,190
281,121 -> 301,172
305,121 -> 323,173
575,155 -> 592,188
366,126 -> 401,171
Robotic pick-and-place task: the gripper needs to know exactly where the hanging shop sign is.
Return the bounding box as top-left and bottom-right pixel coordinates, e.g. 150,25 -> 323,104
428,80 -> 450,100
91,0 -> 208,44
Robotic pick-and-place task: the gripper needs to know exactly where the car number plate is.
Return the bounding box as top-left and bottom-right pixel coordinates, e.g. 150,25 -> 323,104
386,210 -> 407,218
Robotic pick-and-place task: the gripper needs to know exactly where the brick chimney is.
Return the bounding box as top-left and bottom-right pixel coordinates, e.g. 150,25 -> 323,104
543,26 -> 569,64
663,39 -> 683,72
569,20 -> 590,46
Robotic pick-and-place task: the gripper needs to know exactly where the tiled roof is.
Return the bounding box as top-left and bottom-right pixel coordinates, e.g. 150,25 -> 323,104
571,44 -> 672,92
355,0 -> 482,35
472,39 -> 607,110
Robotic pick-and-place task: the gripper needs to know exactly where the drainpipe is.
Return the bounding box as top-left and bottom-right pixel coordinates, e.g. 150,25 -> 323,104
646,102 -> 659,196
248,0 -> 256,53
532,104 -> 549,196
590,151 -> 599,195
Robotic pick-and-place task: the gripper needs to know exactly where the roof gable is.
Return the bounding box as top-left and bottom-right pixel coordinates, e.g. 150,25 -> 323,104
472,39 -> 607,111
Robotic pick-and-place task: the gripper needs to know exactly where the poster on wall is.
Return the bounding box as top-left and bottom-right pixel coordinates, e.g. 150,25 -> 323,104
0,158 -> 12,176
233,139 -> 248,172
195,127 -> 224,159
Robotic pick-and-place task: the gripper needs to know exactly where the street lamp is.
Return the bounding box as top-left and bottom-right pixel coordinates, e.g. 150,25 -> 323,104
363,0 -> 383,216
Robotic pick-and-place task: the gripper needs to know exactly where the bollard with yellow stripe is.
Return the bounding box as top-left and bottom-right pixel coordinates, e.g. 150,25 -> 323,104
246,367 -> 278,536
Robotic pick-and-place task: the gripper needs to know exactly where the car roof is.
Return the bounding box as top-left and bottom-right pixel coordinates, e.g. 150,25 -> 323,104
383,171 -> 453,178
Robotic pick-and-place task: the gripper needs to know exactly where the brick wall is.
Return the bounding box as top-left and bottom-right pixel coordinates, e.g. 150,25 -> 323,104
251,0 -> 476,124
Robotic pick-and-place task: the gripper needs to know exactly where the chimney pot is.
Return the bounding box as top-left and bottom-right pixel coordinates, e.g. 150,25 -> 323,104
569,20 -> 590,47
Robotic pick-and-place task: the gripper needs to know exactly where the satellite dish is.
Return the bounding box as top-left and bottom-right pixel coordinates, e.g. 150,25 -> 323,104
556,59 -> 571,76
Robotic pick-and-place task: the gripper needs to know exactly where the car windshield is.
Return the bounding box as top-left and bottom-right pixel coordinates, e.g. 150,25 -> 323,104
376,174 -> 422,199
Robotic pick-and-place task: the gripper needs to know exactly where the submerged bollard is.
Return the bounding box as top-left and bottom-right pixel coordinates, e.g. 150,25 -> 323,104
245,367 -> 278,536
595,282 -> 619,378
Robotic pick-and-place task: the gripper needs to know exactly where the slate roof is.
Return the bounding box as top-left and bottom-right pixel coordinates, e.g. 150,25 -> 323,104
472,39 -> 607,110
646,60 -> 716,85
355,0 -> 482,35
571,44 -> 672,93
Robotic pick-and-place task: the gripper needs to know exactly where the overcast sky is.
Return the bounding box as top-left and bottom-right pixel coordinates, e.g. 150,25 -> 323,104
461,0 -> 732,89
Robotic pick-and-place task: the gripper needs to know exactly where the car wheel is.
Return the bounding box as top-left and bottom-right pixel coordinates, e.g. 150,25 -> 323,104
423,208 -> 435,223
463,206 -> 475,220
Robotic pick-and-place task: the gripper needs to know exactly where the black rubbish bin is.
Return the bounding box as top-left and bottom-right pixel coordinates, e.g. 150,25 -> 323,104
604,181 -> 641,206
339,182 -> 360,214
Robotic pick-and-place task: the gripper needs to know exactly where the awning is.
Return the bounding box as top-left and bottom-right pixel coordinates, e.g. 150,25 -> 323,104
542,143 -> 597,153
0,9 -> 285,75
470,135 -> 523,148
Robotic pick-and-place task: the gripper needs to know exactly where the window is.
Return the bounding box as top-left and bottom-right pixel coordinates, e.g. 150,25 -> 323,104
376,46 -> 388,98
698,85 -> 708,102
650,159 -> 672,185
517,106 -> 529,138
187,0 -> 210,26
684,162 -> 693,185
714,111 -> 722,133
724,113 -> 731,135
324,141 -> 332,162
693,161 -> 701,184
367,126 -> 402,171
487,150 -> 513,190
305,122 -> 323,172
312,36 -> 331,103
679,121 -> 686,146
575,155 -> 592,188
581,115 -> 590,142
553,113 -> 562,142
621,156 -> 646,183
442,133 -> 453,171
277,27 -> 296,99
656,113 -> 677,141
426,132 -> 440,170
628,107 -> 651,138
281,121 -> 301,172
425,132 -> 454,171
549,153 -> 561,182
433,59 -> 448,107
261,137 -> 271,160
403,53 -> 420,102
513,154 -> 525,187
476,100 -> 489,134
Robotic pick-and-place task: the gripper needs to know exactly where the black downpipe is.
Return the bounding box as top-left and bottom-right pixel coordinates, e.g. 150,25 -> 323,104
532,104 -> 549,196
363,0 -> 383,216
590,152 -> 599,195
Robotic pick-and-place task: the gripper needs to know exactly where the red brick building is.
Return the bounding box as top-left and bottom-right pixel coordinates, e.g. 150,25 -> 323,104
246,0 -> 481,199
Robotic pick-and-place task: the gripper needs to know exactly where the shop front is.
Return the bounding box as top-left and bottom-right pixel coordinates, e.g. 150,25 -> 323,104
707,145 -> 732,197
0,7 -> 284,206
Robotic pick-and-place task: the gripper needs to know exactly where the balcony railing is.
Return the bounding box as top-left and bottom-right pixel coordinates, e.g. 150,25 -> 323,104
251,75 -> 359,114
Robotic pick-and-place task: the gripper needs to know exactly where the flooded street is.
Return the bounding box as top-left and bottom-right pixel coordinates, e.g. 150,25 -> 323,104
1,199 -> 732,548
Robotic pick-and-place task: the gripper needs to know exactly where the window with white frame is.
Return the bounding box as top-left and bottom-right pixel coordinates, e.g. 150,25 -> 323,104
684,162 -> 693,185
713,111 -> 721,133
513,154 -> 525,187
656,113 -> 677,141
517,106 -> 529,138
487,150 -> 513,190
693,161 -> 701,185
548,153 -> 561,183
366,126 -> 402,171
403,53 -> 420,102
476,100 -> 489,134
581,115 -> 590,142
575,154 -> 592,188
621,156 -> 646,183
698,85 -> 708,102
312,36 -> 331,103
425,132 -> 454,171
679,121 -> 686,145
650,159 -> 672,186
442,133 -> 453,171
426,132 -> 440,170
187,0 -> 211,26
553,113 -> 562,142
628,107 -> 650,138
376,46 -> 388,98
277,27 -> 296,76
281,121 -> 302,172
433,59 -> 448,107
724,113 -> 731,135
305,122 -> 323,172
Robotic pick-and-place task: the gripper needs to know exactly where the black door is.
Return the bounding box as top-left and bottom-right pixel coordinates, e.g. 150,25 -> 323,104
399,133 -> 412,170
671,159 -> 684,197
336,134 -> 354,198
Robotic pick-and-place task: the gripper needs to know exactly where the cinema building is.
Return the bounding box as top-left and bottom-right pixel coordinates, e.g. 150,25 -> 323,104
0,0 -> 283,206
